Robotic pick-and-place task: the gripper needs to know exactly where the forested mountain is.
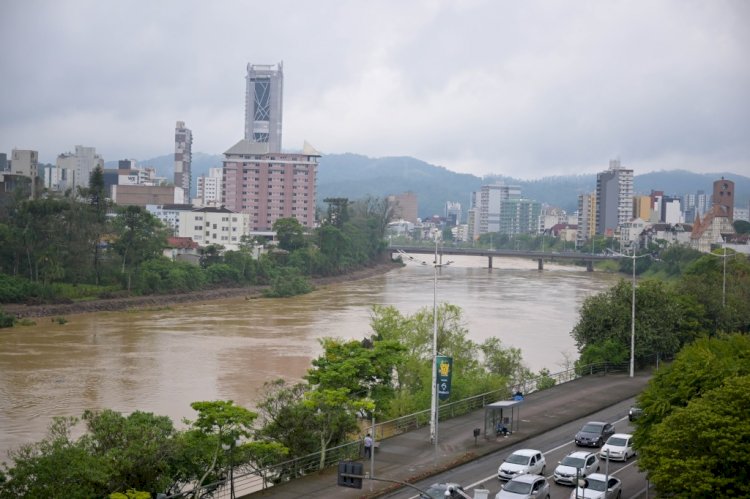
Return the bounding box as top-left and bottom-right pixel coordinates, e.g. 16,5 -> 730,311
113,153 -> 750,221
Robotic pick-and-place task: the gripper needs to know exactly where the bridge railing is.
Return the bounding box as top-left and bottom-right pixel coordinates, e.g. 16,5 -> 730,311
163,360 -> 647,498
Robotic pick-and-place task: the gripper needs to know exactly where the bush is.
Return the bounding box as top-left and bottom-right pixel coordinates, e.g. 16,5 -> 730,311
263,268 -> 313,298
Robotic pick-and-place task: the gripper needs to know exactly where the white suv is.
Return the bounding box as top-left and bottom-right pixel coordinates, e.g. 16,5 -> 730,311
553,451 -> 600,485
498,449 -> 546,481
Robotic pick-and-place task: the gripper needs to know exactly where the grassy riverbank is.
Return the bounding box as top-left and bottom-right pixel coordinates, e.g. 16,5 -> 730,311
1,261 -> 402,320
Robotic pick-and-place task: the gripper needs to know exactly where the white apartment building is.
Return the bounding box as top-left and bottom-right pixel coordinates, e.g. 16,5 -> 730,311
471,183 -> 521,235
178,207 -> 250,251
195,167 -> 223,207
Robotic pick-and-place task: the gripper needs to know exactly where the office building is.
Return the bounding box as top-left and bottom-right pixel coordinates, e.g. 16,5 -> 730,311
595,160 -> 633,236
10,149 -> 40,197
222,139 -> 319,231
174,121 -> 193,199
445,201 -> 462,226
245,62 -> 284,152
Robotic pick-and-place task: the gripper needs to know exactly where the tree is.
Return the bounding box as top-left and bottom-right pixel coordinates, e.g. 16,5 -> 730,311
0,417 -> 109,499
272,218 -> 307,252
302,388 -> 373,470
480,337 -> 531,382
305,336 -> 405,416
111,206 -> 170,291
637,374 -> 750,496
322,197 -> 349,229
184,400 -> 258,498
255,380 -> 319,461
79,409 -> 177,494
677,252 -> 750,334
571,279 -> 704,366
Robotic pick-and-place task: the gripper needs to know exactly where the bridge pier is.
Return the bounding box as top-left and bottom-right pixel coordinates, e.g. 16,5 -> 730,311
537,258 -> 543,271
586,260 -> 594,272
488,256 -> 493,268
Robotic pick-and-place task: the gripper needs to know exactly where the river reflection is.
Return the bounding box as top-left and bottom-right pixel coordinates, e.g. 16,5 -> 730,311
0,256 -> 619,458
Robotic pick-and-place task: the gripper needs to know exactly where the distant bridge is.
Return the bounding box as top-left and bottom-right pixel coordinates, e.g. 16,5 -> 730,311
388,244 -> 621,271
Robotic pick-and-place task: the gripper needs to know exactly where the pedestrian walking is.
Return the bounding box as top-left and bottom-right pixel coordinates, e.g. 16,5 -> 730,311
364,433 -> 373,458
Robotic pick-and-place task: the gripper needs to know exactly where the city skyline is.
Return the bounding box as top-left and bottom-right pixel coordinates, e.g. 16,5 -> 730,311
1,1 -> 748,179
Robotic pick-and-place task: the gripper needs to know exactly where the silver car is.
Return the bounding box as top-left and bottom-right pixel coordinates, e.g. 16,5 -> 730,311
498,449 -> 546,480
495,474 -> 550,499
568,473 -> 622,499
553,451 -> 600,486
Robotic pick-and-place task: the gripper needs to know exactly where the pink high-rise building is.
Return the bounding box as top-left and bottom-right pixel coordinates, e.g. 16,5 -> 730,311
222,140 -> 319,231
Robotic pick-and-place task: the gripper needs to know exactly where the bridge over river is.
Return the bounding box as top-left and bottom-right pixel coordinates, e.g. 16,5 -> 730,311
388,244 -> 621,270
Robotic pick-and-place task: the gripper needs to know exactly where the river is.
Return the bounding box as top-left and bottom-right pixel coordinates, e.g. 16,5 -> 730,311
0,256 -> 620,459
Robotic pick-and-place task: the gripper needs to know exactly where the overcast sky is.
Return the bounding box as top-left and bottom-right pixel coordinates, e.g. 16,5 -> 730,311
1,0 -> 748,179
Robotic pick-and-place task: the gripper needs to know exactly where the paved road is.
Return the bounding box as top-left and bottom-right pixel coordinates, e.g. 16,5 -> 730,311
244,371 -> 651,498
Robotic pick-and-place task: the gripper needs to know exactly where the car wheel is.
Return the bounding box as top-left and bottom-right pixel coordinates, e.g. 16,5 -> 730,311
541,465 -> 546,474
616,491 -> 622,499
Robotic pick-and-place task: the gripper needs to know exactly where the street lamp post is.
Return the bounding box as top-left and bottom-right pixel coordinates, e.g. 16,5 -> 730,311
613,249 -> 652,378
430,235 -> 438,465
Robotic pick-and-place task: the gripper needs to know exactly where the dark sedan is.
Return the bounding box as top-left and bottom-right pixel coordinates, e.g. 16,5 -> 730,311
575,421 -> 615,447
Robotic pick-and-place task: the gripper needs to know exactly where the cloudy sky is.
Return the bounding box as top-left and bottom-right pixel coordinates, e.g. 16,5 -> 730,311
1,0 -> 748,179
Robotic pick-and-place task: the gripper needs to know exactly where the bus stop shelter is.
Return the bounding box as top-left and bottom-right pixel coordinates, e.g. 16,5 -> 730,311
484,399 -> 522,438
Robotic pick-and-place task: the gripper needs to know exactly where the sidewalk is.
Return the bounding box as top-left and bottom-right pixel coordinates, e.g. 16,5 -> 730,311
246,372 -> 651,498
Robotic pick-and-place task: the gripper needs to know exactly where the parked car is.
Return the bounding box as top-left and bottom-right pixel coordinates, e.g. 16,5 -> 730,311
420,482 -> 465,498
496,473 -> 550,499
574,421 -> 615,447
553,451 -> 600,486
498,449 -> 547,480
600,433 -> 635,461
628,405 -> 644,421
568,473 -> 622,499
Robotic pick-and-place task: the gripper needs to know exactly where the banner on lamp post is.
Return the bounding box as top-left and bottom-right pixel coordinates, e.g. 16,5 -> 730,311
436,355 -> 453,401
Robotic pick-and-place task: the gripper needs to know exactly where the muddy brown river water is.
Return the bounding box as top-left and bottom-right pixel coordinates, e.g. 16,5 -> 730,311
0,256 -> 620,459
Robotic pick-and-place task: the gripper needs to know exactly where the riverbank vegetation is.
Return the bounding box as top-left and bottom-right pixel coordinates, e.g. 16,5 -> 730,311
0,171 -> 394,324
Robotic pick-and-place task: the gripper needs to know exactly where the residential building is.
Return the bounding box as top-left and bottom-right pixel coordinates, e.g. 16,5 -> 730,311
619,218 -> 647,249
10,149 -> 40,197
177,206 -> 250,250
174,121 -> 193,199
499,198 -> 541,236
472,183 -> 521,235
661,195 -> 683,224
0,153 -> 7,172
245,62 -> 284,152
734,207 -> 749,222
712,177 -> 734,220
595,160 -> 633,236
222,139 -> 319,231
466,207 -> 480,242
388,192 -> 418,224
576,192 -> 596,248
195,167 -> 223,207
55,145 -> 103,191
146,204 -> 194,235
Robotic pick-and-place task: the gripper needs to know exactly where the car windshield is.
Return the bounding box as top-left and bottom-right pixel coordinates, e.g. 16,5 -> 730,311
561,456 -> 585,468
503,480 -> 533,494
581,424 -> 603,433
607,437 -> 627,446
581,478 -> 607,492
506,453 -> 531,465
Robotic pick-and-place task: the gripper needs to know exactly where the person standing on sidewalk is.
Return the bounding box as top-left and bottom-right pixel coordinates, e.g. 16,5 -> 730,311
364,433 -> 373,458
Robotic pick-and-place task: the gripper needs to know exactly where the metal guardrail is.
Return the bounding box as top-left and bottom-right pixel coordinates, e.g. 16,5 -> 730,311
164,360 -> 640,498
